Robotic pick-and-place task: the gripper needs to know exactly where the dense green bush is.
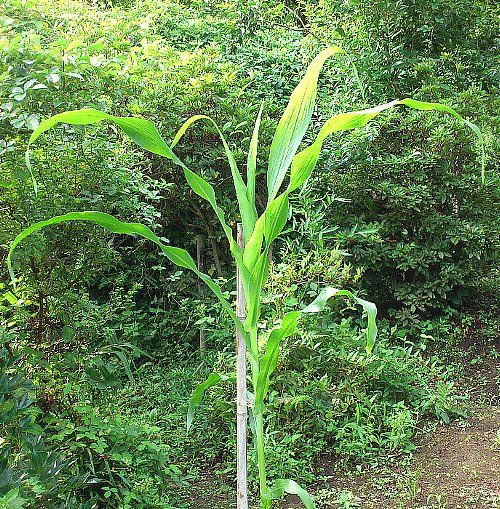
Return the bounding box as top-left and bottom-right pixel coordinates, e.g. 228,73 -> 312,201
0,340 -> 189,508
320,97 -> 498,321
0,348 -> 91,508
281,0 -> 500,320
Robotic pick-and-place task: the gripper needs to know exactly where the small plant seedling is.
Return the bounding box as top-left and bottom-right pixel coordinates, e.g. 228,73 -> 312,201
334,490 -> 361,508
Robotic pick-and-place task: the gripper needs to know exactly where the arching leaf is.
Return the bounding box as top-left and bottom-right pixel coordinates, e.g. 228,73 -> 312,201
303,287 -> 378,354
266,479 -> 315,509
7,212 -> 248,342
267,46 -> 344,203
288,99 -> 485,193
187,372 -> 235,432
254,287 -> 378,416
172,114 -> 257,241
29,108 -> 175,158
27,108 -> 240,251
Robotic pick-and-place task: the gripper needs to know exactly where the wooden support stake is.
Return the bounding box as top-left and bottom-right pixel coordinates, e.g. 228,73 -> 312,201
236,224 -> 248,509
196,234 -> 207,355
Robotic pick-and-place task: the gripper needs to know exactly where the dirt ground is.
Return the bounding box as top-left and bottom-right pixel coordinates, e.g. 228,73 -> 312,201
414,406 -> 499,508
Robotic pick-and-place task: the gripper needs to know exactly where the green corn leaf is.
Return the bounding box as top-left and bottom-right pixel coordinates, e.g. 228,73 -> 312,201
242,192 -> 289,277
398,98 -> 486,183
240,193 -> 289,330
7,211 -> 250,342
187,372 -> 234,432
267,46 -> 344,203
264,192 -> 290,245
241,223 -> 268,334
179,165 -> 241,260
243,214 -> 266,271
288,99 -> 485,193
303,287 -> 378,354
115,350 -> 135,383
29,108 -> 175,158
253,287 -> 378,416
266,479 -> 315,509
241,196 -> 289,331
27,108 -> 241,252
254,287 -> 378,414
182,166 -> 235,246
243,191 -> 289,275
243,250 -> 270,333
172,114 -> 257,241
247,102 -> 264,206
254,311 -> 300,414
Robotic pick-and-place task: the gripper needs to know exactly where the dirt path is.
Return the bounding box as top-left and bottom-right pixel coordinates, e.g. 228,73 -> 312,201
414,406 -> 499,508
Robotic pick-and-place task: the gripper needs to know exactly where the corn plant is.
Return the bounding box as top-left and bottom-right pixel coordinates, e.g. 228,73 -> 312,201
8,47 -> 483,508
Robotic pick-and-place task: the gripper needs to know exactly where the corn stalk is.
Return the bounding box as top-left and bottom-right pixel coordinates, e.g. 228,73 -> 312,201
8,47 -> 484,508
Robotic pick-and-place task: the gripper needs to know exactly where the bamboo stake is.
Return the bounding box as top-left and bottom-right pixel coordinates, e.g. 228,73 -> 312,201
236,223 -> 248,509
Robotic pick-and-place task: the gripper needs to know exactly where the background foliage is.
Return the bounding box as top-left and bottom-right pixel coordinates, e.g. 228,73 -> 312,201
0,0 -> 498,507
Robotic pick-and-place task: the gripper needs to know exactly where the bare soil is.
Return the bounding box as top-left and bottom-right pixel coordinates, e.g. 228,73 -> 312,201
414,406 -> 500,508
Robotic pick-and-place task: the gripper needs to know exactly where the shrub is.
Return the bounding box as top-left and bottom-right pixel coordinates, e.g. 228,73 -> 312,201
0,344 -> 186,508
319,94 -> 498,322
0,348 -> 91,508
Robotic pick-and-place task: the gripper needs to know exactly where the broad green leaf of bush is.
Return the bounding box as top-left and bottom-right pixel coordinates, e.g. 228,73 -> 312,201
0,180 -> 13,189
0,489 -> 26,509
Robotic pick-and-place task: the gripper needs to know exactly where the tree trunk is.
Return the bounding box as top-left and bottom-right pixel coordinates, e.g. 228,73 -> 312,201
209,236 -> 223,278
196,234 -> 207,355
